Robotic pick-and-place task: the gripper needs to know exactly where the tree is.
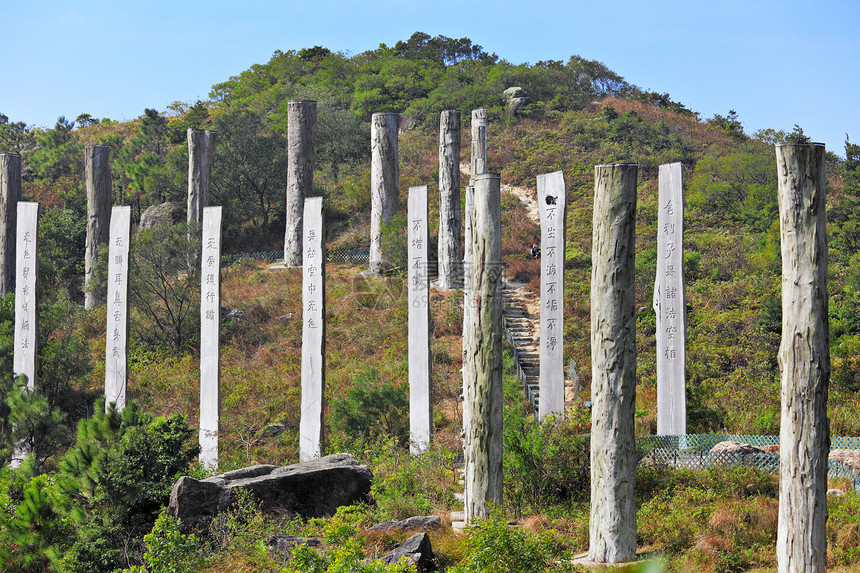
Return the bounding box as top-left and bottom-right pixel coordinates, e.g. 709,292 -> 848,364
57,403 -> 199,572
211,108 -> 288,237
0,113 -> 34,154
708,110 -> 746,140
688,143 -> 778,232
126,223 -> 201,353
27,117 -> 83,180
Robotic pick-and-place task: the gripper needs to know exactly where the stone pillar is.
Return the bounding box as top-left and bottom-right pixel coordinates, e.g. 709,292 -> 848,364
105,206 -> 131,412
300,197 -> 326,461
200,206 -> 223,469
437,110 -> 462,290
369,112 -> 399,274
470,109 -> 488,183
463,185 -> 475,293
409,186 -> 431,454
537,171 -> 566,419
13,202 -> 39,390
589,164 -> 637,563
775,143 -> 829,573
284,101 -> 317,267
85,145 -> 111,310
187,129 -> 217,225
463,173 -> 503,521
654,162 -> 686,435
0,154 -> 21,297
461,184 -> 476,435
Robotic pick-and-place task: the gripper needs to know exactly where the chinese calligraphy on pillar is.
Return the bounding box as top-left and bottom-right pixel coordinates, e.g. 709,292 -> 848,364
300,197 -> 326,461
105,206 -> 130,411
654,162 -> 686,435
538,171 -> 566,419
13,202 -> 39,390
408,186 -> 431,453
200,206 -> 222,469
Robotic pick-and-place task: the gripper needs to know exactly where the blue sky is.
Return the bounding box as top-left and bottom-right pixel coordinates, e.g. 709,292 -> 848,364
2,0 -> 857,156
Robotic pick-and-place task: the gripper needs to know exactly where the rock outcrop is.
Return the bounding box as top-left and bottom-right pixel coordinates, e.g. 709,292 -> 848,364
377,532 -> 436,572
139,202 -> 185,230
503,86 -> 532,115
367,515 -> 442,533
167,453 -> 372,530
709,441 -> 766,456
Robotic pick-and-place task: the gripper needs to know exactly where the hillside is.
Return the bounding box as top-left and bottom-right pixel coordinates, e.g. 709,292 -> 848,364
2,31 -> 860,572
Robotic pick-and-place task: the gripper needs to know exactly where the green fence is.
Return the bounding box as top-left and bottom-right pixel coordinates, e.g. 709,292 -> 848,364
636,434 -> 860,491
222,248 -> 371,267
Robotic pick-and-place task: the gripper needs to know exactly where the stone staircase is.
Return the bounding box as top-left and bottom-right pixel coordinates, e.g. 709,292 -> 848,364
502,283 -> 540,416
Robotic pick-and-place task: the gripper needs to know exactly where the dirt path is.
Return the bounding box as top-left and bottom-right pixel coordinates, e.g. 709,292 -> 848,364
460,161 -> 540,224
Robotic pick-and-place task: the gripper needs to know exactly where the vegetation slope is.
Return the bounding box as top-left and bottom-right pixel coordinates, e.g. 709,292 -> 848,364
1,31 -> 860,572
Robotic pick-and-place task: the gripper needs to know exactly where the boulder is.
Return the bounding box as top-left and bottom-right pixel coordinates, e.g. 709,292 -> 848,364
829,449 -> 860,474
367,515 -> 442,533
377,532 -> 436,572
139,202 -> 185,230
503,86 -> 532,115
167,453 -> 373,531
221,307 -> 246,323
709,441 -> 766,456
503,86 -> 528,99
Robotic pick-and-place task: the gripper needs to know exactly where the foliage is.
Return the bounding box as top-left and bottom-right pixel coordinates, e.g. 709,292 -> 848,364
329,369 -> 409,445
57,403 -> 199,572
126,223 -> 201,353
366,442 -> 455,521
707,109 -> 745,141
448,511 -> 555,573
210,108 -> 286,245
0,112 -> 34,154
503,407 -> 590,516
126,510 -> 204,573
283,505 -> 416,573
0,474 -> 67,572
687,142 -> 778,232
27,117 -> 83,180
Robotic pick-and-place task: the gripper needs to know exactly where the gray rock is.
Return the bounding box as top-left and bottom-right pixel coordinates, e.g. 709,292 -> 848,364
377,532 -> 436,572
139,202 -> 185,230
221,307 -> 246,322
508,97 -> 532,115
257,423 -> 289,439
709,441 -> 766,456
503,87 -> 532,115
503,86 -> 528,99
167,453 -> 373,531
367,515 -> 442,533
267,535 -> 321,562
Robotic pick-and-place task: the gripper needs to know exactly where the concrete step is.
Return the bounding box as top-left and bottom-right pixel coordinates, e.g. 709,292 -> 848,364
451,511 -> 466,521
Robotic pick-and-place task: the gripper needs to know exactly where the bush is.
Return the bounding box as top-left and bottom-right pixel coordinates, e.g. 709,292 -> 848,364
368,444 -> 455,521
129,510 -> 204,573
329,369 -> 409,446
449,511 -> 554,573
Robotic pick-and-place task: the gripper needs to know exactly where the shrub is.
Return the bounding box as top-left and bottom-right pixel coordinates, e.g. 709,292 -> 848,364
368,445 -> 455,521
329,369 -> 409,446
503,378 -> 591,516
130,510 -> 204,573
449,511 -> 553,573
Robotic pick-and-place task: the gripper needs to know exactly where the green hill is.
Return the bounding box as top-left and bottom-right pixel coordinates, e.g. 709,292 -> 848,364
2,31 -> 860,573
